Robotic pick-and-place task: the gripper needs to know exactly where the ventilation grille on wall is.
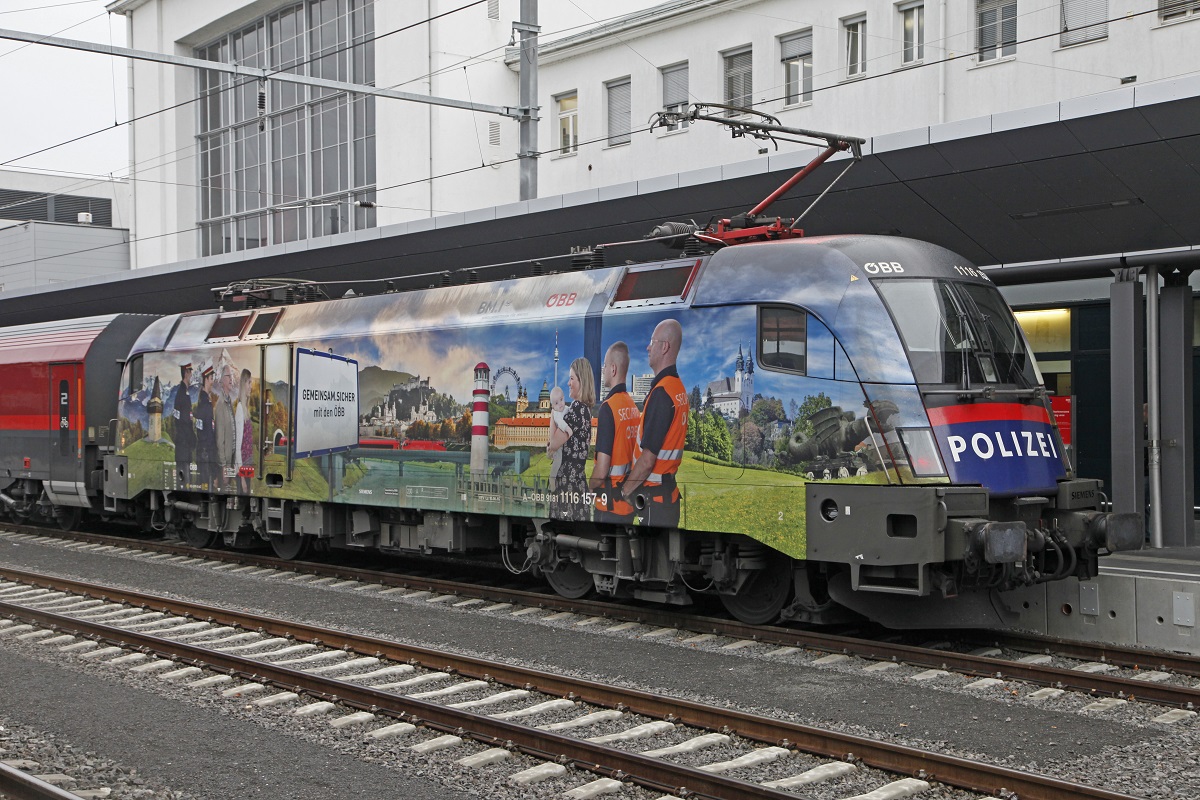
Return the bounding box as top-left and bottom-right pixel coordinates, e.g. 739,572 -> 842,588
0,189 -> 113,227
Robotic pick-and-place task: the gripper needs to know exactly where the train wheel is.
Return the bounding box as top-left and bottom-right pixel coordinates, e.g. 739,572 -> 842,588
55,508 -> 82,532
720,551 -> 794,625
545,560 -> 594,599
180,523 -> 220,549
270,532 -> 312,560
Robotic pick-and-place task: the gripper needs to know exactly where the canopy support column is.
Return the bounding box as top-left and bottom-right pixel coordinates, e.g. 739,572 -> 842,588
1109,270 -> 1145,526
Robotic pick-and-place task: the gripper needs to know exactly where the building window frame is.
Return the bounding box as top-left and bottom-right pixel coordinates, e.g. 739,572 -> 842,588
1060,0 -> 1108,46
722,46 -> 753,115
976,0 -> 1017,62
899,2 -> 924,64
555,91 -> 579,156
843,15 -> 867,78
779,30 -> 813,105
1159,0 -> 1200,22
660,62 -> 689,131
605,77 -> 632,147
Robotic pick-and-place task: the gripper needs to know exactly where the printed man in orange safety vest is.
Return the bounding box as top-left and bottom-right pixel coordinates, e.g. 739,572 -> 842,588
589,341 -> 641,524
617,319 -> 689,528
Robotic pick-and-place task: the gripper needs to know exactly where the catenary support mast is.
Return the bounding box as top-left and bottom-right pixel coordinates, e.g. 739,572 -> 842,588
517,0 -> 540,200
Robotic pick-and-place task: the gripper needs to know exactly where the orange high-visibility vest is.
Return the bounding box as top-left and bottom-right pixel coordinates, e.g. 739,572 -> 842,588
639,373 -> 689,504
594,390 -> 641,516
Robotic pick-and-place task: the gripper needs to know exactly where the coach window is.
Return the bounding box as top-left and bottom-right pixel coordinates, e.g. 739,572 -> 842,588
759,306 -> 808,373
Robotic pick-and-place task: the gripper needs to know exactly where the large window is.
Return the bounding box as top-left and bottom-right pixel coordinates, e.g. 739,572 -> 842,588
556,92 -> 579,154
606,78 -> 631,146
844,16 -> 867,77
661,63 -> 689,130
1061,0 -> 1107,45
1160,0 -> 1200,21
196,0 -> 376,256
780,31 -> 812,104
901,3 -> 924,64
877,280 -> 1039,388
977,0 -> 1017,61
722,47 -> 752,113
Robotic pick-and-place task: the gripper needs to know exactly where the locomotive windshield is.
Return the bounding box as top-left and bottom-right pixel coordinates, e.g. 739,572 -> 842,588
877,279 -> 1039,388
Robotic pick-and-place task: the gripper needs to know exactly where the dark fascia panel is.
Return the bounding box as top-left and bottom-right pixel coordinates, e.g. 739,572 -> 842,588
1139,95 -> 1200,141
1062,106 -> 1165,152
0,98 -> 1198,326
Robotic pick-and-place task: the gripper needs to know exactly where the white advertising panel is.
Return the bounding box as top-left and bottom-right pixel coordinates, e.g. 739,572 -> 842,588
294,348 -> 359,457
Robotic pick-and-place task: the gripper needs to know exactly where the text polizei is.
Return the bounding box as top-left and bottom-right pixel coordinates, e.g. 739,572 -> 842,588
946,430 -> 1058,463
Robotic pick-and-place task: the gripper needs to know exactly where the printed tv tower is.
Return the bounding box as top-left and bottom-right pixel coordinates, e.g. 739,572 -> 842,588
471,362 -> 490,474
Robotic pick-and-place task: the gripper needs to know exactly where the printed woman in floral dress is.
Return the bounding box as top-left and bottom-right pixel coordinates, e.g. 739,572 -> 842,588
548,357 -> 594,521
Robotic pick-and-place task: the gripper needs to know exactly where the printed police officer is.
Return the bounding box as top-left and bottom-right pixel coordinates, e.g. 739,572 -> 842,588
589,341 -> 640,524
619,319 -> 689,527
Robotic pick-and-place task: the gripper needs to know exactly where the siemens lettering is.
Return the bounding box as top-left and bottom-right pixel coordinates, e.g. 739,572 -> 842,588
293,348 -> 360,457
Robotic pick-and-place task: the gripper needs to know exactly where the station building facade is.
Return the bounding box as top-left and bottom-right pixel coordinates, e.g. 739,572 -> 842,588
105,0 -> 1200,267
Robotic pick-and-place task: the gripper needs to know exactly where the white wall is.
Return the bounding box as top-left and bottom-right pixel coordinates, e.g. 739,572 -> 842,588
0,222 -> 131,293
113,0 -> 1200,268
533,0 -> 1200,197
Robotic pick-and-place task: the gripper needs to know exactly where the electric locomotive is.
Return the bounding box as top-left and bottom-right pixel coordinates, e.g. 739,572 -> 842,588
90,227 -> 1137,628
1,116 -> 1142,629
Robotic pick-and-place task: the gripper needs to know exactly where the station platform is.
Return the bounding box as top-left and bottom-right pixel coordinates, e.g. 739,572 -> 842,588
1000,546 -> 1200,654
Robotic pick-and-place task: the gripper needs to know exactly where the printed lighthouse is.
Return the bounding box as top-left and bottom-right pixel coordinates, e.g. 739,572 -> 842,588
471,362 -> 490,474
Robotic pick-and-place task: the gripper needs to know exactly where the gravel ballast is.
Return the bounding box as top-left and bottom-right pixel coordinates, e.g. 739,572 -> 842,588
2,533 -> 1198,798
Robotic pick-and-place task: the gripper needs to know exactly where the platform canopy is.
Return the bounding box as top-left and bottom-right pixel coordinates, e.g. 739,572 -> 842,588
0,80 -> 1197,325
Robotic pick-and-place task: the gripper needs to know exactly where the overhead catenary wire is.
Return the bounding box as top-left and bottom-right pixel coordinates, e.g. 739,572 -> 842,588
0,117 -> 665,274
0,0 -> 99,16
0,1 -> 1181,257
3,0 -> 1142,204
0,0 -> 490,169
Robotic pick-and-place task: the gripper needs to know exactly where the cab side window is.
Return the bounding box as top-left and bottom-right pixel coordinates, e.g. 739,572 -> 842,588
758,306 -> 807,373
126,356 -> 143,397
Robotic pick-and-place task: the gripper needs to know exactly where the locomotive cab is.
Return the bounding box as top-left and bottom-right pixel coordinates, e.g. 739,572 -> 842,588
788,240 -> 1143,628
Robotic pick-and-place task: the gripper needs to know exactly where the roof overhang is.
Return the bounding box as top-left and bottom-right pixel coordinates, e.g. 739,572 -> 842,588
1,75 -> 1198,325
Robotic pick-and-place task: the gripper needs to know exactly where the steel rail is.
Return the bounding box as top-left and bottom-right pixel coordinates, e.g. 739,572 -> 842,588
11,527 -> 1200,704
0,763 -> 83,800
0,567 -> 1146,800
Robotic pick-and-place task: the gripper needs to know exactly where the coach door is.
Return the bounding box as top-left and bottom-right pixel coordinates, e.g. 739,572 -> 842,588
49,363 -> 79,483
261,344 -> 292,483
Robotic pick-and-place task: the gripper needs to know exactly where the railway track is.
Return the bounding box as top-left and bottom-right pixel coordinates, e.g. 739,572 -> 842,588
0,564 -> 1146,800
6,524 -> 1200,716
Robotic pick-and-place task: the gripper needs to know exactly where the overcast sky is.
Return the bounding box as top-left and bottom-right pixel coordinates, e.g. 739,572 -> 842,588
0,0 -> 128,177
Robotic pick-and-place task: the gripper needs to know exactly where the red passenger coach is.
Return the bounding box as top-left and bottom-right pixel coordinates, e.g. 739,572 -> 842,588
0,315 -> 157,527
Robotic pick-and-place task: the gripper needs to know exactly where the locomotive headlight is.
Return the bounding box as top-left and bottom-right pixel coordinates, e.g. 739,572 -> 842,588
897,428 -> 947,478
819,498 -> 839,522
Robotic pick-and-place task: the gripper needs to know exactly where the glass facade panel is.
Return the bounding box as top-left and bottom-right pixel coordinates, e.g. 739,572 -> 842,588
235,125 -> 267,212
196,0 -> 375,256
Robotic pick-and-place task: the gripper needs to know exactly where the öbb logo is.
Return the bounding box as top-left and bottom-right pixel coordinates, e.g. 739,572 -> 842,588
863,262 -> 903,274
545,293 -> 577,308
